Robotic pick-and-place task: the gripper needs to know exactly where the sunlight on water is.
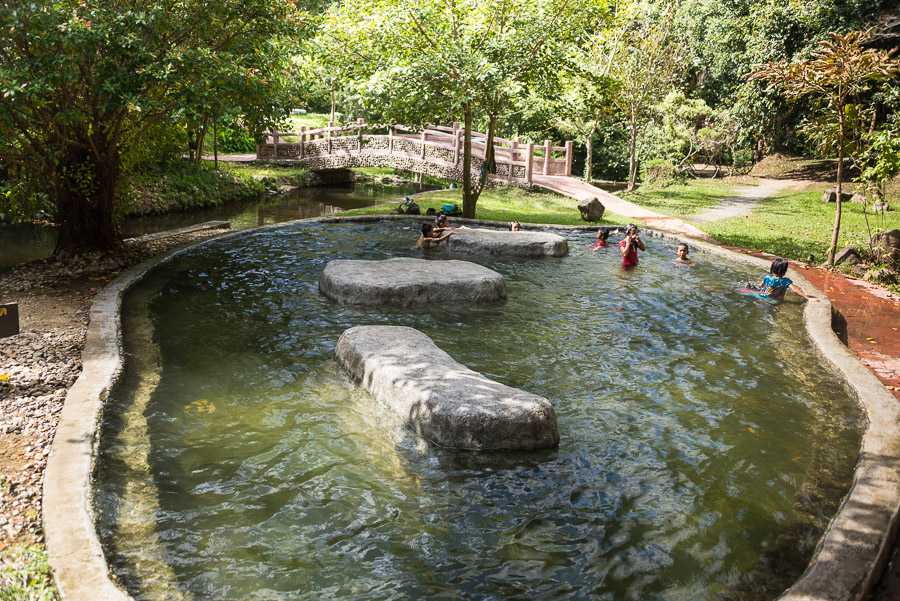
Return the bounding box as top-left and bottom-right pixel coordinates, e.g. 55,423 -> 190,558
96,220 -> 863,601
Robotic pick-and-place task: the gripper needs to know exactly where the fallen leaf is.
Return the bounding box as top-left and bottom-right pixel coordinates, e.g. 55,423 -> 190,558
184,399 -> 216,415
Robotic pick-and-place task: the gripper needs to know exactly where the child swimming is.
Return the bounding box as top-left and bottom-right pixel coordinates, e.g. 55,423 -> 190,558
415,223 -> 455,248
743,258 -> 811,301
590,228 -> 612,251
674,242 -> 695,266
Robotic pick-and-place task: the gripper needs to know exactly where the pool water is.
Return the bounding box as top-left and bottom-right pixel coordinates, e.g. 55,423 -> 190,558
96,220 -> 862,601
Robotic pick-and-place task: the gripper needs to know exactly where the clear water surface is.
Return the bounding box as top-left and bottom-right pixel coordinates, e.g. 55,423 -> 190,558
96,220 -> 863,601
0,181 -> 431,270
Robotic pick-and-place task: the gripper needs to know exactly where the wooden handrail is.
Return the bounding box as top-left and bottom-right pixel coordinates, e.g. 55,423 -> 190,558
260,119 -> 573,183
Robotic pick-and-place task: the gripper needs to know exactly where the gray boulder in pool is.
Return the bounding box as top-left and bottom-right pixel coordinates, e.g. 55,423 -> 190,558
335,325 -> 560,450
319,257 -> 507,305
445,229 -> 568,257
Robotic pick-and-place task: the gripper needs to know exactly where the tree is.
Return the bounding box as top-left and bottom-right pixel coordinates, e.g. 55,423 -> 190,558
748,30 -> 900,266
546,21 -> 621,183
606,1 -> 685,191
324,0 -> 603,218
673,0 -> 889,157
0,0 -> 305,253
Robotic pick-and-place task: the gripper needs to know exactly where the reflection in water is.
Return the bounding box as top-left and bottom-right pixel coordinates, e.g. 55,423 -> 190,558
96,222 -> 862,601
0,222 -> 58,270
0,180 -> 435,270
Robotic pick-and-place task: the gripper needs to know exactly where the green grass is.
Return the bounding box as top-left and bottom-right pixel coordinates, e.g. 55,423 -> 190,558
619,177 -> 754,217
0,545 -> 59,601
220,161 -> 310,184
285,112 -> 332,131
341,184 -> 629,226
702,182 -> 900,263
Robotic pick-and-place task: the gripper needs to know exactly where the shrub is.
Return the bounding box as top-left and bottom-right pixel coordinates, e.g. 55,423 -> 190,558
640,159 -> 683,187
216,126 -> 257,154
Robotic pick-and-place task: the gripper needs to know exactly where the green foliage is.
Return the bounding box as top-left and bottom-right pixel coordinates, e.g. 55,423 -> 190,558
0,0 -> 307,250
748,29 -> 900,263
216,127 -> 257,155
0,545 -> 59,601
323,0 -> 606,215
675,0 -> 889,151
123,161 -> 263,215
859,128 -> 900,203
639,158 -> 682,186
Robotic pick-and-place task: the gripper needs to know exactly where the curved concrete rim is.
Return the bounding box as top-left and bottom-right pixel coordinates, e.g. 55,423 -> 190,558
43,216 -> 900,601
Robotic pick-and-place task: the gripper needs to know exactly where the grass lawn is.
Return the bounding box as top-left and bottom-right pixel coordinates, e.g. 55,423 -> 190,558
285,112 -> 332,131
619,177 -> 754,217
702,181 -> 900,263
220,161 -> 310,183
340,184 -> 629,226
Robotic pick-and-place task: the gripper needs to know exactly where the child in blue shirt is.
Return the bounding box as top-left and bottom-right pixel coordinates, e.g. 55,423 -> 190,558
747,258 -> 810,300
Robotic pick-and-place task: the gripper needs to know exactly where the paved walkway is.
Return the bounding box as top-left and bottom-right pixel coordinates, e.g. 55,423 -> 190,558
532,175 -> 717,240
689,178 -> 802,223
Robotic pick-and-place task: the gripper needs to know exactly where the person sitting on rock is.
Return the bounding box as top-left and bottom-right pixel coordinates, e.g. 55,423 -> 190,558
415,223 -> 456,249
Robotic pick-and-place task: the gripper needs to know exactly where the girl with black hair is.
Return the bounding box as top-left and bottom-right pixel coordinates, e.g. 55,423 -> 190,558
748,258 -> 811,300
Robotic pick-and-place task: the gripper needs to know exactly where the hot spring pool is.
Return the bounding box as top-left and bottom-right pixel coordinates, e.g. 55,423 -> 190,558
95,219 -> 863,600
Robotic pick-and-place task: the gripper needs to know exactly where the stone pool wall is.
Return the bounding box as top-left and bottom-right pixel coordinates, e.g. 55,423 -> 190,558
42,218 -> 900,601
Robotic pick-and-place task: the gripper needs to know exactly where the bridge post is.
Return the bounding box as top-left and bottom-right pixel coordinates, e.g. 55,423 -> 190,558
388,126 -> 394,155
564,140 -> 573,176
525,142 -> 534,183
273,129 -> 279,159
300,126 -> 306,158
510,137 -> 520,182
327,121 -> 334,154
452,122 -> 460,166
420,131 -> 426,160
357,118 -> 365,153
542,140 -> 552,176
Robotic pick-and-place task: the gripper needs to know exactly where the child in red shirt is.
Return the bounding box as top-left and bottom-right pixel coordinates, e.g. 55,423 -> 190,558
619,224 -> 645,266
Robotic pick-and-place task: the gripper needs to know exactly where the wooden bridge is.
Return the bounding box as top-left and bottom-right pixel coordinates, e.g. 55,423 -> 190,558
256,120 -> 573,184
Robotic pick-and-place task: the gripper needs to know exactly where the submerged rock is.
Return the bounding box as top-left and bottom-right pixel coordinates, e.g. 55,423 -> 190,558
319,257 -> 507,305
445,228 -> 568,257
334,325 -> 560,450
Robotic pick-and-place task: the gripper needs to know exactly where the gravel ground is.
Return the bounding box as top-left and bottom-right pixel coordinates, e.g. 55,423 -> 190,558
0,230 -> 224,551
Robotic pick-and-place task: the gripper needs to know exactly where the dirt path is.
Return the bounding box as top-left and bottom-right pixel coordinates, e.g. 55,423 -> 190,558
689,178 -> 805,224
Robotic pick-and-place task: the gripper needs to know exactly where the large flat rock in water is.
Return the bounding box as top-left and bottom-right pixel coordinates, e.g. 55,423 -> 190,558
319,257 -> 507,305
446,229 -> 568,257
335,326 -> 560,450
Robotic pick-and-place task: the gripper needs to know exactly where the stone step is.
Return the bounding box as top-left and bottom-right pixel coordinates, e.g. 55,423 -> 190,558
335,325 -> 559,450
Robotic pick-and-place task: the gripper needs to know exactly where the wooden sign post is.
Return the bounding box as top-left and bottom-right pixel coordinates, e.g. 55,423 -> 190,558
0,303 -> 19,338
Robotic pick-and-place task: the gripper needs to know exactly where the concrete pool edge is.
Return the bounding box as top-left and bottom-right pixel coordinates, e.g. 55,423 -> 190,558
661,233 -> 900,601
42,218 -> 900,601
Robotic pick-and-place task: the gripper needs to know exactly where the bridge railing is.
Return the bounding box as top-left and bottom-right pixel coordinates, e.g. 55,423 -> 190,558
257,120 -> 573,183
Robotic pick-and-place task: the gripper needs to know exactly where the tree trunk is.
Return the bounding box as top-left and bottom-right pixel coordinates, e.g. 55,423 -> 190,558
827,108 -> 846,266
584,131 -> 594,183
331,79 -> 337,123
213,114 -> 218,171
53,141 -> 121,253
462,102 -> 474,218
627,114 -> 639,191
